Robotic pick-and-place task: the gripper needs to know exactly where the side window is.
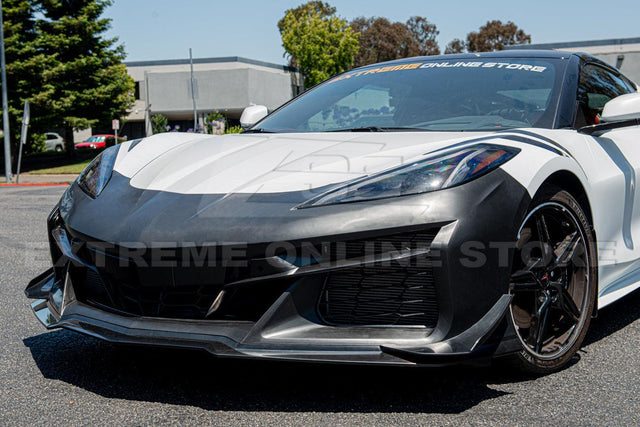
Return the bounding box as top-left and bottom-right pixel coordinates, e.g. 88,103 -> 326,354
576,64 -> 632,127
46,134 -> 54,140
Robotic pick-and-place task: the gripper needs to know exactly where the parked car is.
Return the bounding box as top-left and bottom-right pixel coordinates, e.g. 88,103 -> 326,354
26,51 -> 640,374
74,134 -> 116,150
44,132 -> 65,152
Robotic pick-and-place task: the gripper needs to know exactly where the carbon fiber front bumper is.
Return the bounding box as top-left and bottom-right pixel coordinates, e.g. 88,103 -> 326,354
26,167 -> 530,366
27,268 -> 516,366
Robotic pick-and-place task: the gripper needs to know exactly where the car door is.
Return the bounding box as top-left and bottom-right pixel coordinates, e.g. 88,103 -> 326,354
45,133 -> 56,151
576,62 -> 640,301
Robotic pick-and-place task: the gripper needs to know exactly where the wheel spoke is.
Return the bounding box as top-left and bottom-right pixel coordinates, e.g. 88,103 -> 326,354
557,286 -> 581,322
535,212 -> 551,242
510,270 -> 543,291
523,256 -> 543,272
535,213 -> 554,265
533,292 -> 552,353
553,231 -> 581,268
547,281 -> 581,322
510,280 -> 541,292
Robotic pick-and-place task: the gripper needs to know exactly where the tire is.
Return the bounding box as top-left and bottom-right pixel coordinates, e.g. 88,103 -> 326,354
507,185 -> 597,374
55,145 -> 63,152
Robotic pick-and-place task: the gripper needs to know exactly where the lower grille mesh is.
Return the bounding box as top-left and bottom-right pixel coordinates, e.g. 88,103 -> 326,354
81,269 -> 221,318
319,262 -> 438,327
116,280 -> 221,318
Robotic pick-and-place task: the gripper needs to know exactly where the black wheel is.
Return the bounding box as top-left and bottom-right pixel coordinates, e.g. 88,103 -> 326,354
508,186 -> 597,374
55,145 -> 63,152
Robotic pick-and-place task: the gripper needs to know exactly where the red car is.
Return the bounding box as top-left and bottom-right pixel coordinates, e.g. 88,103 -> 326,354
74,134 -> 116,150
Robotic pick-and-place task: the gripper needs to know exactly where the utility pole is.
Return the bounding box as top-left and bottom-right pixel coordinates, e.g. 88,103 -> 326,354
144,71 -> 152,136
0,0 -> 12,183
189,48 -> 197,132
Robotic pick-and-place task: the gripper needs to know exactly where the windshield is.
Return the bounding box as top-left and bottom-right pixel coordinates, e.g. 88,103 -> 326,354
255,58 -> 566,132
86,136 -> 106,142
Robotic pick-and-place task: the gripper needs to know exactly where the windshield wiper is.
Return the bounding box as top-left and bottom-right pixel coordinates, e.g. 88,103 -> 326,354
329,126 -> 386,132
329,126 -> 429,132
243,128 -> 275,133
246,126 -> 430,133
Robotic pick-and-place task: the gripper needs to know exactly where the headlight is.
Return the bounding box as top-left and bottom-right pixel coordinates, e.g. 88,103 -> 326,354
77,144 -> 120,198
297,144 -> 519,208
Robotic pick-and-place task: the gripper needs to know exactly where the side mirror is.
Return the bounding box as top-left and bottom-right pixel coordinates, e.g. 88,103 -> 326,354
240,105 -> 268,129
601,92 -> 640,122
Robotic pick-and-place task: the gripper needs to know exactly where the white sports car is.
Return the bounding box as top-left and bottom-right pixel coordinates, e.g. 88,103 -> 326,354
27,51 -> 640,373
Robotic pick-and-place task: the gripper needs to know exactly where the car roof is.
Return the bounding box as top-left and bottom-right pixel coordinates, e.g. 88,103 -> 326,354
353,50 -> 631,80
368,49 -> 571,66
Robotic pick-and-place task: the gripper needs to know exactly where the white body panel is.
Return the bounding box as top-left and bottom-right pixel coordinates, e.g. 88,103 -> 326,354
602,92 -> 640,122
115,132 -> 490,194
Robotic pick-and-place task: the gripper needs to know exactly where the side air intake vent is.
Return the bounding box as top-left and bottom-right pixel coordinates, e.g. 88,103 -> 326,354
318,230 -> 439,327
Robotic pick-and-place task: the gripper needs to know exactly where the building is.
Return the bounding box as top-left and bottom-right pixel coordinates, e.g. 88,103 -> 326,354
505,37 -> 640,83
84,37 -> 638,141
79,56 -> 303,141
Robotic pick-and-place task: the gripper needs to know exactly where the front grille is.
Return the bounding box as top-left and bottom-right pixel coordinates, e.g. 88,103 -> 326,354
318,230 -> 439,327
319,263 -> 438,327
68,226 -> 440,324
79,268 -> 223,318
77,267 -> 292,321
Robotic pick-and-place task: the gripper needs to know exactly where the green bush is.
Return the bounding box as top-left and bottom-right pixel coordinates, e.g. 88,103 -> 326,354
151,114 -> 169,134
3,133 -> 47,154
207,110 -> 225,121
28,133 -> 47,154
225,125 -> 243,134
205,111 -> 227,134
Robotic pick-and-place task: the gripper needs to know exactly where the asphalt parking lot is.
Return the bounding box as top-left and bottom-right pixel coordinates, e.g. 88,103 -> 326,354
1,186 -> 638,425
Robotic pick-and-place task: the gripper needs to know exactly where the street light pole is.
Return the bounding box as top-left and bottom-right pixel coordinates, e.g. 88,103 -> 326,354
189,48 -> 197,133
0,0 -> 12,183
144,71 -> 152,136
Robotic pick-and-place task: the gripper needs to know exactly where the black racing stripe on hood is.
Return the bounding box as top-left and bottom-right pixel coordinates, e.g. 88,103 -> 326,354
505,129 -> 572,157
127,138 -> 144,152
424,133 -> 563,157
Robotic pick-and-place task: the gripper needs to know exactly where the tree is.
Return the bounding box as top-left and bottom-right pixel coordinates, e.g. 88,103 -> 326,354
351,16 -> 439,67
277,1 -> 336,34
406,16 -> 440,56
0,0 -> 46,155
32,0 -> 134,152
466,20 -> 531,52
351,17 -> 416,67
444,38 -> 465,54
277,1 -> 336,68
280,5 -> 358,87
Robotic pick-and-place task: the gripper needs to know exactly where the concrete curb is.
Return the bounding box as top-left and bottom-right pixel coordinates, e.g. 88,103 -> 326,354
0,182 -> 70,187
1,174 -> 77,185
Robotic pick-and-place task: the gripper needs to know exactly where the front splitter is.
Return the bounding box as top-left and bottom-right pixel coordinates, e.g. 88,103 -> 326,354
29,291 -> 518,367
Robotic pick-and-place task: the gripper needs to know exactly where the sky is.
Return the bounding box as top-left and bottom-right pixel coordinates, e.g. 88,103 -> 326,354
104,0 -> 640,65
